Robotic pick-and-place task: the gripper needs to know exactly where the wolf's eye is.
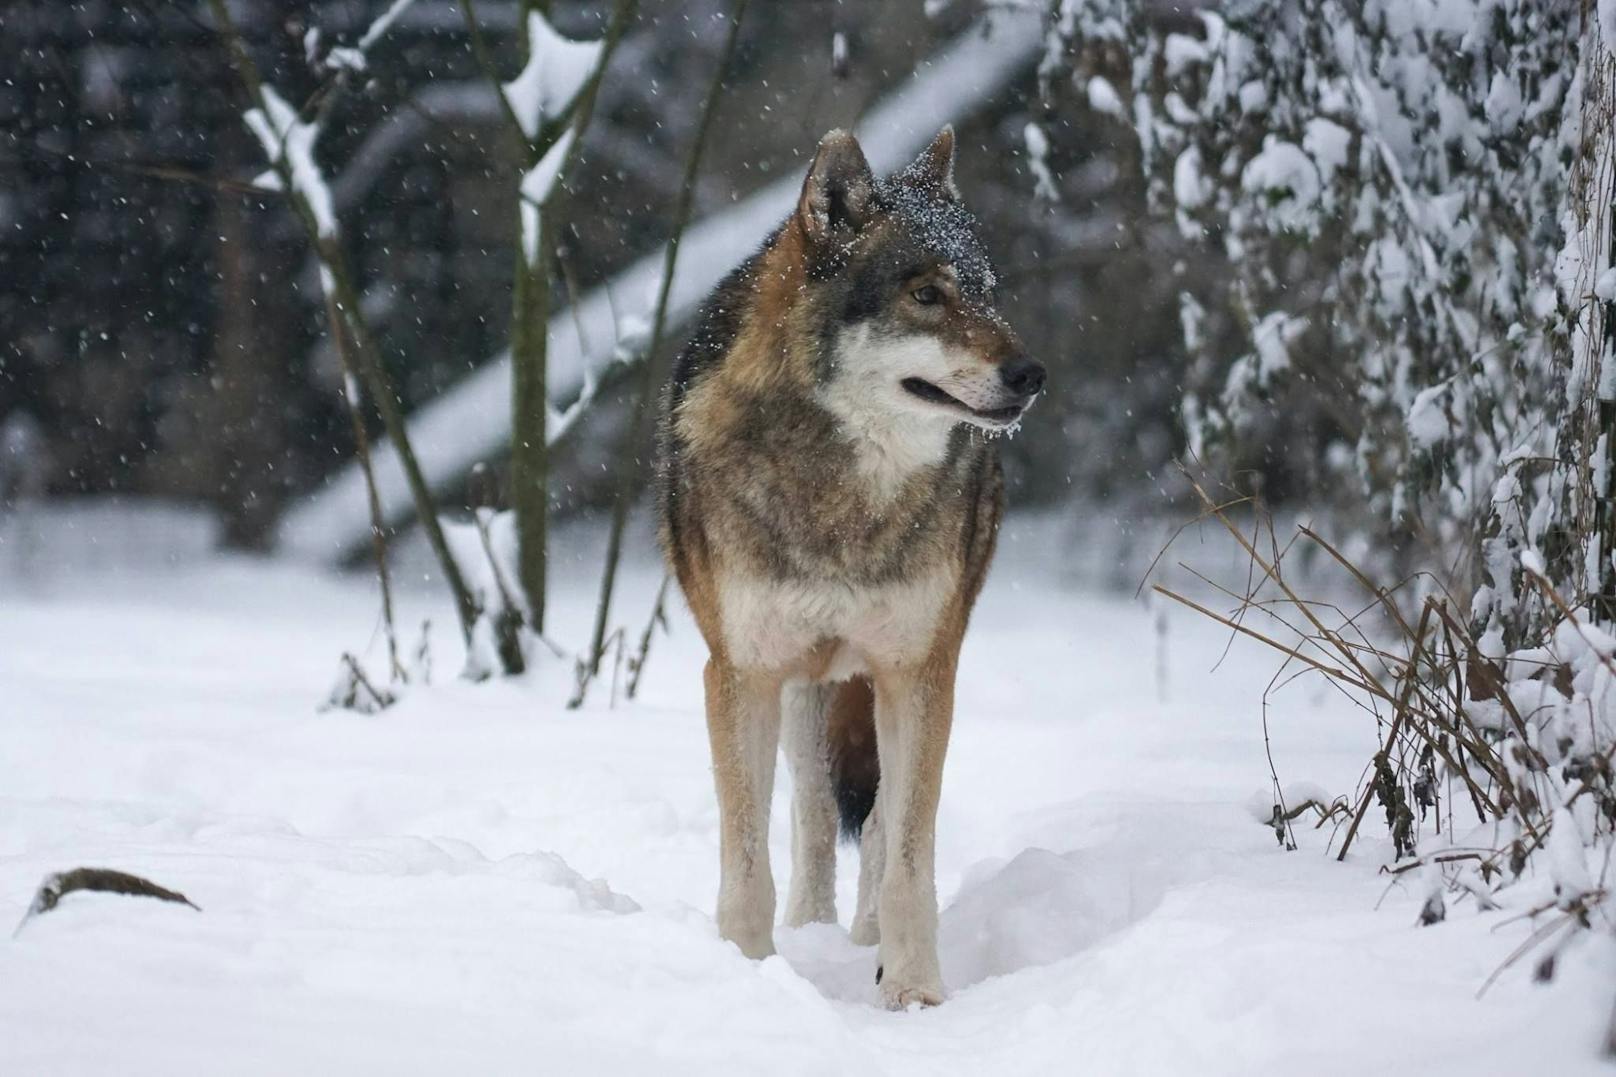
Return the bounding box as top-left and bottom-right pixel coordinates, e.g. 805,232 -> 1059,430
911,285 -> 942,305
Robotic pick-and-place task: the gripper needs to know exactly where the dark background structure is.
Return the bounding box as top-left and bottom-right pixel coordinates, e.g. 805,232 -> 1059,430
0,0 -> 1206,549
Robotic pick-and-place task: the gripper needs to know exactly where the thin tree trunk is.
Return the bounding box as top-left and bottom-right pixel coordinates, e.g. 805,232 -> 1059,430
510,0 -> 550,634
468,0 -> 636,644
511,202 -> 551,634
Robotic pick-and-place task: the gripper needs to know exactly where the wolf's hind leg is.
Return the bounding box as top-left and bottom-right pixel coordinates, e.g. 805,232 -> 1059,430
704,659 -> 783,958
781,681 -> 838,927
850,796 -> 883,945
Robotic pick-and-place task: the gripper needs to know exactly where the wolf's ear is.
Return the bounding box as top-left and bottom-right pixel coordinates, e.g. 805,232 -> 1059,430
798,129 -> 878,245
897,125 -> 959,201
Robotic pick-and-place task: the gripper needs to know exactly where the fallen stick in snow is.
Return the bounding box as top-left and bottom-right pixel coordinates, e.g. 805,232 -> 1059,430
15,868 -> 201,936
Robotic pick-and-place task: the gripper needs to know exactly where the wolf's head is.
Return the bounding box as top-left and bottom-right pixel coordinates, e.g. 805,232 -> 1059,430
793,126 -> 1043,437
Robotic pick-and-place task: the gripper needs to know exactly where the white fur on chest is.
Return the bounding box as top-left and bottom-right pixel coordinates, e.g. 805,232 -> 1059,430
717,570 -> 955,675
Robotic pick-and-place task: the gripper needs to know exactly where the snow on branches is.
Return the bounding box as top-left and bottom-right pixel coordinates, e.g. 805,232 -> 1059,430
1048,0 -> 1600,637
243,86 -> 337,241
502,10 -> 605,140
518,127 -> 576,265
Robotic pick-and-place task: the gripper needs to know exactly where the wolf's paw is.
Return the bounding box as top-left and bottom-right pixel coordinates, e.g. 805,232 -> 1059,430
717,889 -> 777,959
727,929 -> 776,960
782,894 -> 836,929
718,909 -> 776,959
878,975 -> 944,1010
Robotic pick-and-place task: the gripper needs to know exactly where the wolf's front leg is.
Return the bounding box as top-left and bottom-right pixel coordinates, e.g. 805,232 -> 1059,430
704,659 -> 784,958
871,661 -> 955,1008
780,681 -> 838,926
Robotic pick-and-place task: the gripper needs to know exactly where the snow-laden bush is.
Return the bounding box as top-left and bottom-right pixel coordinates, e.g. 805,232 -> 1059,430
1047,0 -> 1609,642
1061,0 -> 1616,995
1155,488 -> 1615,1003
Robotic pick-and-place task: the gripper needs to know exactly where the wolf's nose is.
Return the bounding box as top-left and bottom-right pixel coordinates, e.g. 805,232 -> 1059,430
999,356 -> 1046,396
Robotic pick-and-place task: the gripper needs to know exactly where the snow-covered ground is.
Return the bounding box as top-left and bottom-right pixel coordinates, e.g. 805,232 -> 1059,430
1,509 -> 1609,1074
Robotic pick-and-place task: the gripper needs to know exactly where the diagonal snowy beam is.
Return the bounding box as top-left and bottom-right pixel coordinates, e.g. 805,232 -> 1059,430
276,10 -> 1044,563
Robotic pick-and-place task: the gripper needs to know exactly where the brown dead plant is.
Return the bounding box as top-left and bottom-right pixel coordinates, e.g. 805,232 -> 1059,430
1152,473 -> 1569,882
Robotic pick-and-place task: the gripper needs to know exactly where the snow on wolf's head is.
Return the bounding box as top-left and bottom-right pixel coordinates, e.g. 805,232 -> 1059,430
793,127 -> 1044,438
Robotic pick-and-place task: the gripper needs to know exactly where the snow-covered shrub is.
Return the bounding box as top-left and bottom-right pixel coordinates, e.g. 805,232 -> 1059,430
1076,0 -> 1616,997
1045,0 -> 1608,645
1156,488 -> 1615,997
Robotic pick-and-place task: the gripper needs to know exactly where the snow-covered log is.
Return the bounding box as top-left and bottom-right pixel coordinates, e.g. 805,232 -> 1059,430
275,10 -> 1044,563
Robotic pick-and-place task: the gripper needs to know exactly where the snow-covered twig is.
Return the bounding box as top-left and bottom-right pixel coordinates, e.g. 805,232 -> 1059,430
326,295 -> 404,684
323,653 -> 397,714
625,574 -> 672,700
471,507 -> 527,676
315,0 -> 422,73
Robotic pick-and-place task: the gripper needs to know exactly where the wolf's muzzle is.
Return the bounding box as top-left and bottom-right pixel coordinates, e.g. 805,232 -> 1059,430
998,355 -> 1046,397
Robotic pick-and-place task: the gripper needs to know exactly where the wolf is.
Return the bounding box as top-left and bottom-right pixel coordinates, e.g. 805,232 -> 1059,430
657,125 -> 1044,1009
